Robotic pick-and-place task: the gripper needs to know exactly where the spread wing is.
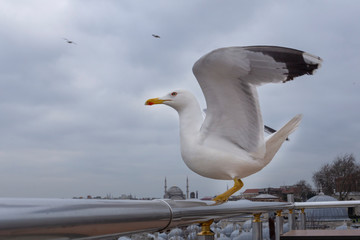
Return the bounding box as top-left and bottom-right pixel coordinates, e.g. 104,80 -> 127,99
192,46 -> 321,153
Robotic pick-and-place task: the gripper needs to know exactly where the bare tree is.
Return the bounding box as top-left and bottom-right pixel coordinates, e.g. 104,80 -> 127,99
294,180 -> 315,201
313,154 -> 360,200
313,163 -> 333,195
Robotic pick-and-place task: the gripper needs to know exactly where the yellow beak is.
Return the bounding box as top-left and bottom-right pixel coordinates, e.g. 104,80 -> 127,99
145,98 -> 168,106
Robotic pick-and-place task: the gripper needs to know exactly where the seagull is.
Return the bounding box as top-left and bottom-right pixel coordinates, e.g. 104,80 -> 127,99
145,46 -> 322,203
63,38 -> 77,44
152,34 -> 161,38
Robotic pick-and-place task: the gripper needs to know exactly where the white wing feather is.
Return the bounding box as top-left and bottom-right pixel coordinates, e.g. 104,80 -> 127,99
192,47 -> 289,155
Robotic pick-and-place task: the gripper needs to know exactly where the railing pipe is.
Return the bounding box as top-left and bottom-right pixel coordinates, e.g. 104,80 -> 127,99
293,201 -> 360,209
1,198 -> 360,239
0,198 -> 288,240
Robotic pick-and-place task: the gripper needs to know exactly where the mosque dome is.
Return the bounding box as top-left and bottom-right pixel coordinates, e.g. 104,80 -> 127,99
305,193 -> 349,221
164,186 -> 186,200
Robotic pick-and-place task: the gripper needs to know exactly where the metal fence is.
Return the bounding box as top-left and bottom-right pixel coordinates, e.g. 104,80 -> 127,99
0,197 -> 359,240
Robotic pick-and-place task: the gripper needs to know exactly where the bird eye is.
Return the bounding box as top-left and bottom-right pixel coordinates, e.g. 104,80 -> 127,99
171,92 -> 177,96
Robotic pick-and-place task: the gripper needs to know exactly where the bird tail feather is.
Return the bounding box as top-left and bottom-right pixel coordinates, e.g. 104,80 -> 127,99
262,114 -> 302,165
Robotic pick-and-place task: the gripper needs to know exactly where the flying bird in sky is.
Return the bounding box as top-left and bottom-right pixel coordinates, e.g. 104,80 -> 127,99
63,38 -> 77,44
152,34 -> 160,38
145,46 -> 322,203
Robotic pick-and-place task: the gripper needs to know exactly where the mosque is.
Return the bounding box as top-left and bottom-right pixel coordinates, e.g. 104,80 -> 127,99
163,177 -> 198,200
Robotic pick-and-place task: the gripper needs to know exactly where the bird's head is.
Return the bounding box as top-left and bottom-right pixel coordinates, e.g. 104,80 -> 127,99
145,90 -> 196,111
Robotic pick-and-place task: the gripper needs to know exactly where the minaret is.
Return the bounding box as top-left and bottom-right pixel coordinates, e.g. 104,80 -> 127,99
164,177 -> 167,195
186,176 -> 189,199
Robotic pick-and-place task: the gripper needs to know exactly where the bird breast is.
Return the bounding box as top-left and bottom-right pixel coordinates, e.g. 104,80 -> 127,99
180,134 -> 265,180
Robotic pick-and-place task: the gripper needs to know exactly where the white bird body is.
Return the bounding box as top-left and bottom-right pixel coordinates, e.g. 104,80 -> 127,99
158,89 -> 301,181
146,46 -> 321,201
172,90 -> 260,180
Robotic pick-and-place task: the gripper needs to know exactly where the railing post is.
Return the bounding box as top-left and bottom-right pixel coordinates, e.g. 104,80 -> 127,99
287,194 -> 296,230
299,208 -> 306,230
275,210 -> 283,240
197,219 -> 215,240
252,213 -> 263,240
288,209 -> 296,230
268,211 -> 275,240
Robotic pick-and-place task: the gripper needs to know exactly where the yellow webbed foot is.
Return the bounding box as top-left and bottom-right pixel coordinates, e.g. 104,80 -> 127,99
213,179 -> 244,203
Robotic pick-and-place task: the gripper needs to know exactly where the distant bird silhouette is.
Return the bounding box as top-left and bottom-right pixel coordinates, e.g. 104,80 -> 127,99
152,34 -> 160,38
63,38 -> 77,44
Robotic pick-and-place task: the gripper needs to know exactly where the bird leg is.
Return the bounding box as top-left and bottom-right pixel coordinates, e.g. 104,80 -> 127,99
213,178 -> 243,203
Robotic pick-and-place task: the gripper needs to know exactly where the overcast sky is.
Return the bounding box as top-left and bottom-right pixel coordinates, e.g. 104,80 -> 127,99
0,1 -> 359,199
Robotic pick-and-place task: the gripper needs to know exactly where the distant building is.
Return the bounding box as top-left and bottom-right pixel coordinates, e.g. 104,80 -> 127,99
164,186 -> 186,200
163,177 -> 195,200
305,192 -> 350,229
119,194 -> 134,200
190,191 -> 198,199
242,188 -> 262,199
241,184 -> 313,202
250,194 -> 280,202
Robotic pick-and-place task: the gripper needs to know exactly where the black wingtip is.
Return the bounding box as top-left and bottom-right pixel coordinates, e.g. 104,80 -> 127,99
244,46 -> 322,83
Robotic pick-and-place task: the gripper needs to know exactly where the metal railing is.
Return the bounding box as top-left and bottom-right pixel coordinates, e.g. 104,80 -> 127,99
0,197 -> 359,240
